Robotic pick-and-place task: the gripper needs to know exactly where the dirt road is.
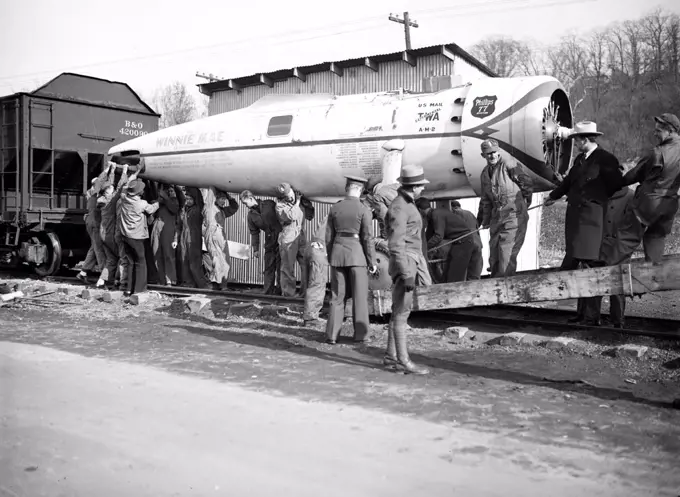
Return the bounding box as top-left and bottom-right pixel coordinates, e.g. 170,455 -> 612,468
1,286 -> 679,496
0,341 -> 670,497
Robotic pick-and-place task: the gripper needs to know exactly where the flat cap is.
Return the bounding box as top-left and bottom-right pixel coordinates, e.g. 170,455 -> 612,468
654,113 -> 680,133
276,182 -> 293,196
480,139 -> 499,153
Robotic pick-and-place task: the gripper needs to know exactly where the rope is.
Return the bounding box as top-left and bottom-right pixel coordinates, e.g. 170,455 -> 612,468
427,202 -> 545,253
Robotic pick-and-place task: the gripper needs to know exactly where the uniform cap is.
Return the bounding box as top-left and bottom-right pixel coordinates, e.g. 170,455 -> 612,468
397,164 -> 429,186
239,190 -> 254,202
480,139 -> 499,153
654,113 -> 680,133
276,182 -> 293,196
344,174 -> 368,185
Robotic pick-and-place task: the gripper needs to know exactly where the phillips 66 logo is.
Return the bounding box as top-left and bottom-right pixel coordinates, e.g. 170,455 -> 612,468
471,95 -> 498,118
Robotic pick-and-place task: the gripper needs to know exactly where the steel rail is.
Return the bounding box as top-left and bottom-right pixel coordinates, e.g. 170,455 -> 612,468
3,272 -> 679,340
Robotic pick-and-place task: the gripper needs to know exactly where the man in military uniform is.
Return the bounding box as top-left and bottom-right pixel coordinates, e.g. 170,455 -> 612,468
544,121 -> 624,325
384,165 -> 432,375
622,113 -> 680,263
325,175 -> 377,344
240,190 -> 282,295
477,139 -> 532,277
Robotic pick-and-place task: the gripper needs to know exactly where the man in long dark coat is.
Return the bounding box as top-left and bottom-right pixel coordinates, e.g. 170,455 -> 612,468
544,121 -> 624,325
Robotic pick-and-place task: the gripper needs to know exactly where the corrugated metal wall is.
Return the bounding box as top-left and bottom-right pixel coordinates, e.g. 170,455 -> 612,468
209,53 -> 485,115
211,51 -> 500,285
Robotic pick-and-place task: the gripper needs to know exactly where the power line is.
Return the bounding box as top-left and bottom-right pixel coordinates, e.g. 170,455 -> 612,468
0,0 -> 599,89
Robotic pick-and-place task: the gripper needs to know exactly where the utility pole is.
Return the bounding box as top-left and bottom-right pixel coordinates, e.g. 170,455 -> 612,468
388,11 -> 419,50
196,72 -> 223,83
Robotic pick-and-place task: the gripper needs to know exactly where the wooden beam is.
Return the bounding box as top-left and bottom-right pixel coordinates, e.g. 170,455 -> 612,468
293,67 -> 306,82
441,45 -> 456,62
368,256 -> 680,316
402,51 -> 416,67
330,62 -> 343,77
259,74 -> 274,88
227,79 -> 241,91
364,57 -> 378,72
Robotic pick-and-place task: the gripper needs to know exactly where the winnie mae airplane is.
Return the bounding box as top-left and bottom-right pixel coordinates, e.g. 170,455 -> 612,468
108,76 -> 574,202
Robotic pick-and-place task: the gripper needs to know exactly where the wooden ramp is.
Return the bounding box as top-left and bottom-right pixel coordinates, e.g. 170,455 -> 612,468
368,255 -> 680,316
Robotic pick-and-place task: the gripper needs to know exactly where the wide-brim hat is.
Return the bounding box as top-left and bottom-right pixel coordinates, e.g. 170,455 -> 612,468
569,121 -> 603,137
397,164 -> 429,186
126,179 -> 145,195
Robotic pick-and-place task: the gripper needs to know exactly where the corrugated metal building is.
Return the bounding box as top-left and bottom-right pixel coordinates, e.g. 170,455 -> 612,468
198,43 -> 540,285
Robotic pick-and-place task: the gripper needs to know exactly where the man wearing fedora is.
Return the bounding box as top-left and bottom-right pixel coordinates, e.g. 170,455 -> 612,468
118,177 -> 160,295
325,175 -> 378,344
477,139 -> 533,278
622,113 -> 680,263
545,121 -> 624,325
384,164 -> 432,375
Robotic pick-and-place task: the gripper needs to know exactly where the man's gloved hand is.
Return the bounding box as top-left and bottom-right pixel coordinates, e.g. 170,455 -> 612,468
403,275 -> 415,292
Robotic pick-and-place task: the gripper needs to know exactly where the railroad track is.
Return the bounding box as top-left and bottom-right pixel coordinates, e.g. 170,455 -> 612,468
3,272 -> 679,341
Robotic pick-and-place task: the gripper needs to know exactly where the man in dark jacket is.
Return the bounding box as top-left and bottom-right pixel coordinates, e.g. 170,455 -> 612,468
240,190 -> 282,295
325,176 -> 377,344
544,121 -> 624,325
622,113 -> 680,263
384,165 -> 432,375
450,200 -> 483,281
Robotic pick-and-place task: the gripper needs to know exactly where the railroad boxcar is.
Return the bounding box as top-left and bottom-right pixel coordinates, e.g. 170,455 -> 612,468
0,73 -> 159,275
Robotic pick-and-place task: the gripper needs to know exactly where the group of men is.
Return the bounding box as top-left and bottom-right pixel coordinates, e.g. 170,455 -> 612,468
76,111 -> 679,369
545,113 -> 680,327
76,163 -> 241,295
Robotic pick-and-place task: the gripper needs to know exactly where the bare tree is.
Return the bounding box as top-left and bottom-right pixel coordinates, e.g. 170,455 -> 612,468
469,36 -> 529,77
152,81 -> 198,129
586,30 -> 610,118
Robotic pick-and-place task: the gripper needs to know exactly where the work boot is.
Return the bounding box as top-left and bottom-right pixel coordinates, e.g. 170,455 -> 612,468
396,361 -> 430,375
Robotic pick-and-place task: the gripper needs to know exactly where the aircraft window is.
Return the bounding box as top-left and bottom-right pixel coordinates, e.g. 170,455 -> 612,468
267,115 -> 293,137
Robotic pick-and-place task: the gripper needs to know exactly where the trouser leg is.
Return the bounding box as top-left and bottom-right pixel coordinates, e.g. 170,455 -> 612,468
467,244 -> 483,280
297,235 -> 308,296
90,223 -> 106,270
325,267 -> 347,342
100,237 -> 119,284
445,242 -> 473,282
115,232 -> 128,287
123,237 -> 147,294
279,240 -> 297,297
350,266 -> 370,341
610,294 -> 626,326
151,223 -> 166,285
488,223 -> 500,277
161,226 -> 177,284
643,231 -> 665,263
303,253 -> 328,321
263,247 -> 278,295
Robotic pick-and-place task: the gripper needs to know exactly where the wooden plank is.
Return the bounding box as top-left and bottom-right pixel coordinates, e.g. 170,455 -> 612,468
369,256 -> 680,316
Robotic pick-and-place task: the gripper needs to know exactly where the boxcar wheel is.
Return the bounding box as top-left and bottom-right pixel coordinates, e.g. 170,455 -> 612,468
33,231 -> 63,277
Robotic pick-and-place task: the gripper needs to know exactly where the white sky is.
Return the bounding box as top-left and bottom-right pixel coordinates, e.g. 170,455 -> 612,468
1,0 -> 678,103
